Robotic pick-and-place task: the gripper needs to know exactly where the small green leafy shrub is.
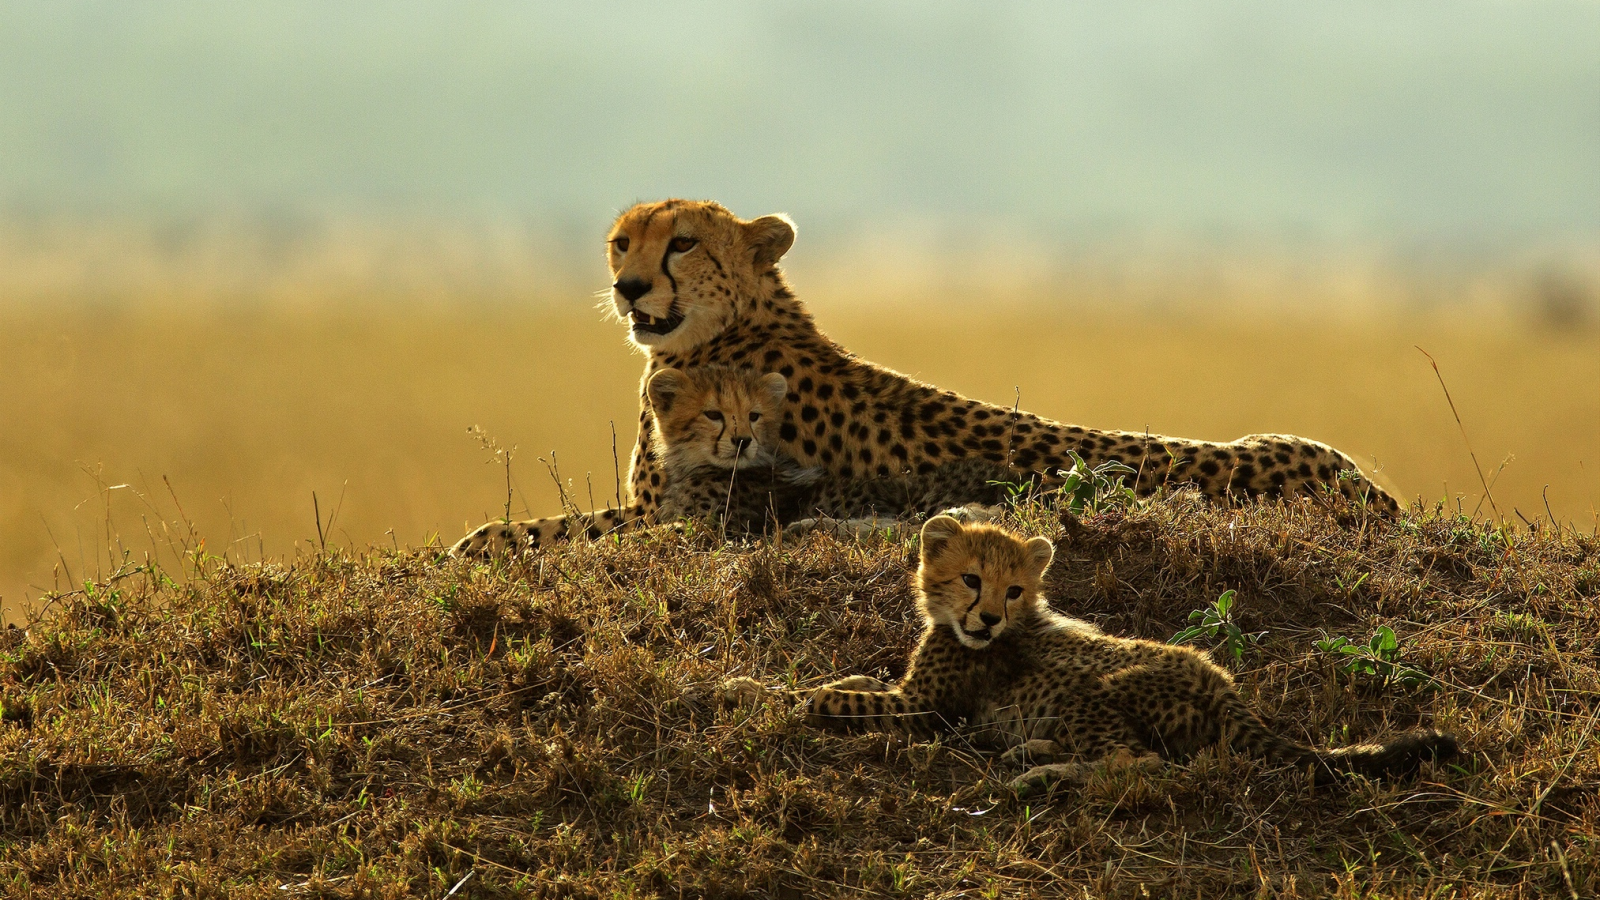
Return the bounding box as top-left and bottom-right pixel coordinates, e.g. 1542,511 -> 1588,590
1052,450 -> 1137,515
1171,590 -> 1264,666
1316,626 -> 1430,690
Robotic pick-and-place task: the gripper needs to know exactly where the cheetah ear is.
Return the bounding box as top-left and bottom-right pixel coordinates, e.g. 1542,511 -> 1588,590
745,214 -> 796,271
647,368 -> 686,415
756,372 -> 788,406
1025,536 -> 1055,572
919,515 -> 963,560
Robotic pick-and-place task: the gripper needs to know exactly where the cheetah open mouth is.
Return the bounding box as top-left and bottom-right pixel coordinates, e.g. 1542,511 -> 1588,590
963,626 -> 993,642
631,305 -> 685,336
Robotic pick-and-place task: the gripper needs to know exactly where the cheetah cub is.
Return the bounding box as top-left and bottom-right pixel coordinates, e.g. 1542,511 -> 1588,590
648,365 -> 1032,536
723,516 -> 1457,796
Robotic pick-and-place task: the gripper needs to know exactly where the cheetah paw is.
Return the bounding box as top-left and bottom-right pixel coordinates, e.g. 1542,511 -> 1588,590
1008,762 -> 1090,798
784,516 -> 911,541
825,674 -> 893,692
938,503 -> 1002,524
1001,739 -> 1063,767
718,677 -> 770,706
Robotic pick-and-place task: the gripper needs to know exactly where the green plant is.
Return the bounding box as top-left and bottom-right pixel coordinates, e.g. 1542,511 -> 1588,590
1316,626 -> 1429,690
1171,590 -> 1264,665
1052,450 -> 1137,515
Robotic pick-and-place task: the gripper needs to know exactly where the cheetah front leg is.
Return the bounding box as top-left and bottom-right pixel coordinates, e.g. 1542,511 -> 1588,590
449,504 -> 646,559
784,504 -> 1003,542
1006,711 -> 1162,797
1009,743 -> 1163,797
802,681 -> 948,740
721,676 -> 943,740
719,674 -> 894,705
783,515 -> 909,541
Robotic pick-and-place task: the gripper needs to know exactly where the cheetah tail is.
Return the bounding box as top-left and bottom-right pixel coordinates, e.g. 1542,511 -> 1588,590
1318,729 -> 1459,782
1219,694 -> 1456,783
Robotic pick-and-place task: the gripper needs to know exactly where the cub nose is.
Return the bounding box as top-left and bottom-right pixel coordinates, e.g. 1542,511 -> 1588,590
731,436 -> 752,452
614,278 -> 651,302
979,612 -> 1001,627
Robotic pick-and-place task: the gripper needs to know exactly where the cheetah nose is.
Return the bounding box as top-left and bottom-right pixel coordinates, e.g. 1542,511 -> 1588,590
614,278 -> 651,302
979,612 -> 1001,627
731,436 -> 752,453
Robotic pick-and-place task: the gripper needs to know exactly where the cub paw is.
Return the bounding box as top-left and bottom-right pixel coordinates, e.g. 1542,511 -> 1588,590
785,516 -> 910,541
1000,739 -> 1062,767
1008,762 -> 1089,798
826,674 -> 893,692
718,677 -> 770,706
939,503 -> 1001,524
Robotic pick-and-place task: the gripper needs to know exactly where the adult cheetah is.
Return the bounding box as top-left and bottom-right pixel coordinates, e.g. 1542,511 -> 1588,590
723,516 -> 1456,795
452,200 -> 1397,557
648,364 -> 1030,535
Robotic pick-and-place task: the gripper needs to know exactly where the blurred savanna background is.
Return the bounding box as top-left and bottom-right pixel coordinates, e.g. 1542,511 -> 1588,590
2,1 -> 1597,621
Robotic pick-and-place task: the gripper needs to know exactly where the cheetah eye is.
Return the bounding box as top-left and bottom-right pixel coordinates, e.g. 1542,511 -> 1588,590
749,412 -> 761,422
961,574 -> 981,590
1006,586 -> 1023,600
669,236 -> 698,253
612,236 -> 629,252
703,410 -> 724,422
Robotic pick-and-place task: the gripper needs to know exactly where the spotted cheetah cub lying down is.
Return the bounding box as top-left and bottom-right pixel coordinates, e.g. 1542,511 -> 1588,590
647,365 -> 1033,536
723,516 -> 1457,796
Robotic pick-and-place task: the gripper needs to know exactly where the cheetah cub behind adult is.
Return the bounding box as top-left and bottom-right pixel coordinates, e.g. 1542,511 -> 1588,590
724,516 -> 1457,795
648,365 -> 1032,536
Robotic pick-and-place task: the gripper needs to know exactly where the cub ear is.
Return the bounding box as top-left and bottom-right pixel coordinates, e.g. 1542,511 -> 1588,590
1025,536 -> 1055,572
745,214 -> 796,271
647,367 -> 685,415
756,372 -> 788,407
919,515 -> 963,560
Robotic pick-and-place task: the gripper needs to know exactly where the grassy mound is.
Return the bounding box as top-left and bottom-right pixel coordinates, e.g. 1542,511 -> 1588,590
1,495 -> 1596,898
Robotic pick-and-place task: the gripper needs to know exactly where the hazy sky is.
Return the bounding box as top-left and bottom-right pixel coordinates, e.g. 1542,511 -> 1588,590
2,1 -> 1596,241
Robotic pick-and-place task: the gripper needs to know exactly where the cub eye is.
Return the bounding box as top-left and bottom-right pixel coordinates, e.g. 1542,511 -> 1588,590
612,236 -> 629,252
669,236 -> 698,253
749,412 -> 761,422
961,574 -> 981,590
703,410 -> 724,422
1006,586 -> 1023,600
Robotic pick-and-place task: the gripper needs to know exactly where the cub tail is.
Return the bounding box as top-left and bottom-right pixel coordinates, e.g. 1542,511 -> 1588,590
1318,728 -> 1459,781
1220,693 -> 1457,783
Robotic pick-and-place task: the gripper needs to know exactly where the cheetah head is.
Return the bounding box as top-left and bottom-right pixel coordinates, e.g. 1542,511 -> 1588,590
647,366 -> 788,472
607,200 -> 795,355
916,515 -> 1054,650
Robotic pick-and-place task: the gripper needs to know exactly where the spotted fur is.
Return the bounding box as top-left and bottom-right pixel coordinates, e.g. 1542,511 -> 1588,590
648,365 -> 1031,534
452,200 -> 1398,559
725,517 -> 1456,794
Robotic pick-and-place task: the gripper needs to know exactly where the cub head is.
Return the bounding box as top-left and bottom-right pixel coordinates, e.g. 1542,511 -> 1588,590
647,366 -> 789,472
916,516 -> 1054,650
607,200 -> 796,355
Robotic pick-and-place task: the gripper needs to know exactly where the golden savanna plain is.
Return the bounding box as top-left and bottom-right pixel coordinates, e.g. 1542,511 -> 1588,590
2,226 -> 1596,620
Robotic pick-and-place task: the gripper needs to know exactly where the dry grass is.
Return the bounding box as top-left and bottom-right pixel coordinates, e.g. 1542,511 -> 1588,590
1,492 -> 1596,897
4,299 -> 1597,621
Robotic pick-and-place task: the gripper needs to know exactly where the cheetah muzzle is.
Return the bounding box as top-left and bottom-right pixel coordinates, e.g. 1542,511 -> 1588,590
631,303 -> 685,336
